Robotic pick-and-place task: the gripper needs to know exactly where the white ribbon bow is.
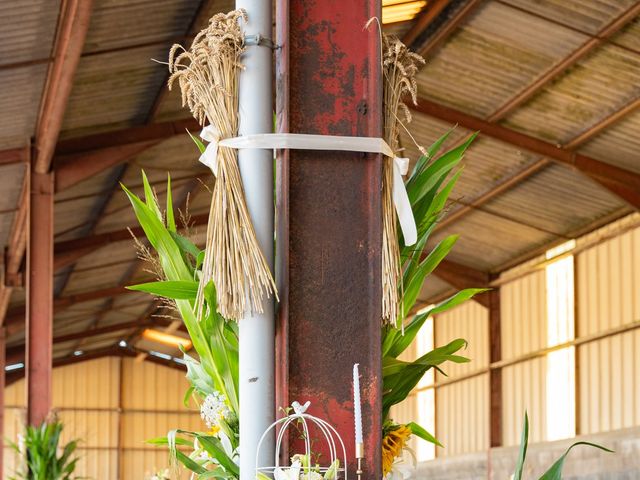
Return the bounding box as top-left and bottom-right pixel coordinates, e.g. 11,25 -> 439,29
198,127 -> 417,245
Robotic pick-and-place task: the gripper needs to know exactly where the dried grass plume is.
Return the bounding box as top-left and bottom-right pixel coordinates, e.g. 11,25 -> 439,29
381,32 -> 425,325
168,9 -> 277,321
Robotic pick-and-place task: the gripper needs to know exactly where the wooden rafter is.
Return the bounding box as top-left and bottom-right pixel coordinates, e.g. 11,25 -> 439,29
416,0 -> 484,58
5,345 -> 185,387
401,0 -> 451,47
34,0 -> 94,174
412,98 -> 640,208
432,259 -> 490,308
54,141 -> 159,192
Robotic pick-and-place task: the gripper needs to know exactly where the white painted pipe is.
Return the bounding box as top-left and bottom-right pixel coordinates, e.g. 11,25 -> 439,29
236,0 -> 275,479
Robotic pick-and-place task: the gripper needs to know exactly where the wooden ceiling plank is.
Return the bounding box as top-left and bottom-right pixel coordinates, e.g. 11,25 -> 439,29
34,0 -> 94,174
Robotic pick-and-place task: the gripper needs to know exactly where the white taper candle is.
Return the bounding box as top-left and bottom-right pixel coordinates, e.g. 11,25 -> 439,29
353,363 -> 363,449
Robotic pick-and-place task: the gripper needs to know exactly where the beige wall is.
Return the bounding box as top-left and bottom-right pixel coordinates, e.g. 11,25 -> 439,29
3,357 -> 201,480
396,214 -> 640,461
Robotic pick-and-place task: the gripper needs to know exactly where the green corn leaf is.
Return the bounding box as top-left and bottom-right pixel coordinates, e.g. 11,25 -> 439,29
538,442 -> 613,480
197,436 -> 240,477
514,413 -> 528,480
127,280 -> 198,300
166,174 -> 176,232
408,422 -> 443,448
141,170 -> 163,222
408,127 -> 455,180
175,450 -> 207,474
407,133 -> 476,206
146,436 -> 193,447
402,235 -> 459,315
187,129 -> 207,154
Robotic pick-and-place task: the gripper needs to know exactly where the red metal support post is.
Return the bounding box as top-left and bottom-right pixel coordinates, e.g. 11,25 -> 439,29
276,0 -> 383,477
0,327 -> 5,478
488,287 -> 502,447
26,172 -> 54,426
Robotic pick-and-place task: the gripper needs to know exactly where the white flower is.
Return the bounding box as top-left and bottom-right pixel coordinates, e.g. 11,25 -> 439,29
384,446 -> 416,480
274,460 -> 302,480
200,391 -> 232,428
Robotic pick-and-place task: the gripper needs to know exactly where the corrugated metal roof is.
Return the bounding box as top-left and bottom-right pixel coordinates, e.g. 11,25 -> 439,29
0,0 -> 60,64
416,1 -> 589,118
578,109 -> 640,174
503,43 -> 640,145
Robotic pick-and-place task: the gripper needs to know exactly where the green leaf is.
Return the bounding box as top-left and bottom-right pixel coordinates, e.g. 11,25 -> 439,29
513,412 -> 528,480
127,280 -> 198,300
197,436 -> 239,477
187,129 -> 207,154
539,442 -> 613,480
141,170 -> 163,221
408,422 -> 442,448
175,450 -> 207,474
166,174 -> 176,232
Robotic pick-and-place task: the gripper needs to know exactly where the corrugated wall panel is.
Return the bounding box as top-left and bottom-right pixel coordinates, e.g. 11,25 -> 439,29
577,226 -> 640,335
3,357 -> 200,479
577,225 -> 640,435
501,269 -> 547,359
502,357 -> 547,446
435,374 -> 489,457
435,302 -> 489,377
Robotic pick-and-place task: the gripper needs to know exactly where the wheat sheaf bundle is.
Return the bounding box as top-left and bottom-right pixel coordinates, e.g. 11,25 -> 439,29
381,33 -> 425,325
168,9 -> 277,321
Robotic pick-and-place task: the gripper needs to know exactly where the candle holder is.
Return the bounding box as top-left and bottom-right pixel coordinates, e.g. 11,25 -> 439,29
355,442 -> 364,480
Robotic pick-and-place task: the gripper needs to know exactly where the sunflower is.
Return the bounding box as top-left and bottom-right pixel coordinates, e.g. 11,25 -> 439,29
382,423 -> 412,476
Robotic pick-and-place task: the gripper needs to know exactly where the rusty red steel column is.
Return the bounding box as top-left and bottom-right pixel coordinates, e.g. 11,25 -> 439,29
0,327 -> 5,479
26,172 -> 54,426
276,0 -> 383,477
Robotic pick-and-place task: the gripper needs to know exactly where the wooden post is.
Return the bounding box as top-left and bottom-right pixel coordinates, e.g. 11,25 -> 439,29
26,172 -> 54,426
276,0 -> 383,477
489,287 -> 502,447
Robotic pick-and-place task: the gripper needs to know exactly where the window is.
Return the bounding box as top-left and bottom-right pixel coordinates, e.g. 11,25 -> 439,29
544,241 -> 576,441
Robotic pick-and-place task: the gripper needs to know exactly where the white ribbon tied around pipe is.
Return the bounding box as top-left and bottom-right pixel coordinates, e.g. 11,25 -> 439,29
199,127 -> 417,246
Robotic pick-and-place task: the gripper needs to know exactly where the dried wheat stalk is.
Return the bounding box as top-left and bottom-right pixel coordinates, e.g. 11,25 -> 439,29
168,9 -> 277,321
381,34 -> 425,325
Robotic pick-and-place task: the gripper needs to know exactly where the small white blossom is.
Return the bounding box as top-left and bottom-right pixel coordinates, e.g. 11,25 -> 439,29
200,391 -> 232,428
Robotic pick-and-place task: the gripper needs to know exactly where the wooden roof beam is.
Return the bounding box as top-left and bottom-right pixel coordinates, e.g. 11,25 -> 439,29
401,0 -> 451,47
431,259 -> 490,308
34,0 -> 93,174
5,345 -> 185,386
54,141 -> 159,192
411,98 -> 640,209
416,0 -> 484,58
55,117 -> 200,156
488,2 -> 640,122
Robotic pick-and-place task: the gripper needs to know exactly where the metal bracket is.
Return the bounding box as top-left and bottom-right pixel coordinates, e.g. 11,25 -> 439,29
244,34 -> 280,50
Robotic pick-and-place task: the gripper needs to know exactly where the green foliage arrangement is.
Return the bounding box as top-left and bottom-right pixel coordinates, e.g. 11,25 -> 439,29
124,127 -> 481,478
380,129 -> 486,477
9,418 -> 82,480
123,174 -> 239,478
513,413 -> 612,480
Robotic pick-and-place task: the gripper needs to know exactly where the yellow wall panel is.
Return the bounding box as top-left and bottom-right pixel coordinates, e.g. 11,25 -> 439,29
502,357 -> 546,446
435,301 -> 489,378
577,226 -> 640,336
3,357 -> 201,480
501,269 -> 546,359
435,374 -> 488,457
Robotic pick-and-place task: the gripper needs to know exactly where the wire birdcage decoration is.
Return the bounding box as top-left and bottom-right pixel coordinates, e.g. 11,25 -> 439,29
256,401 -> 348,480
